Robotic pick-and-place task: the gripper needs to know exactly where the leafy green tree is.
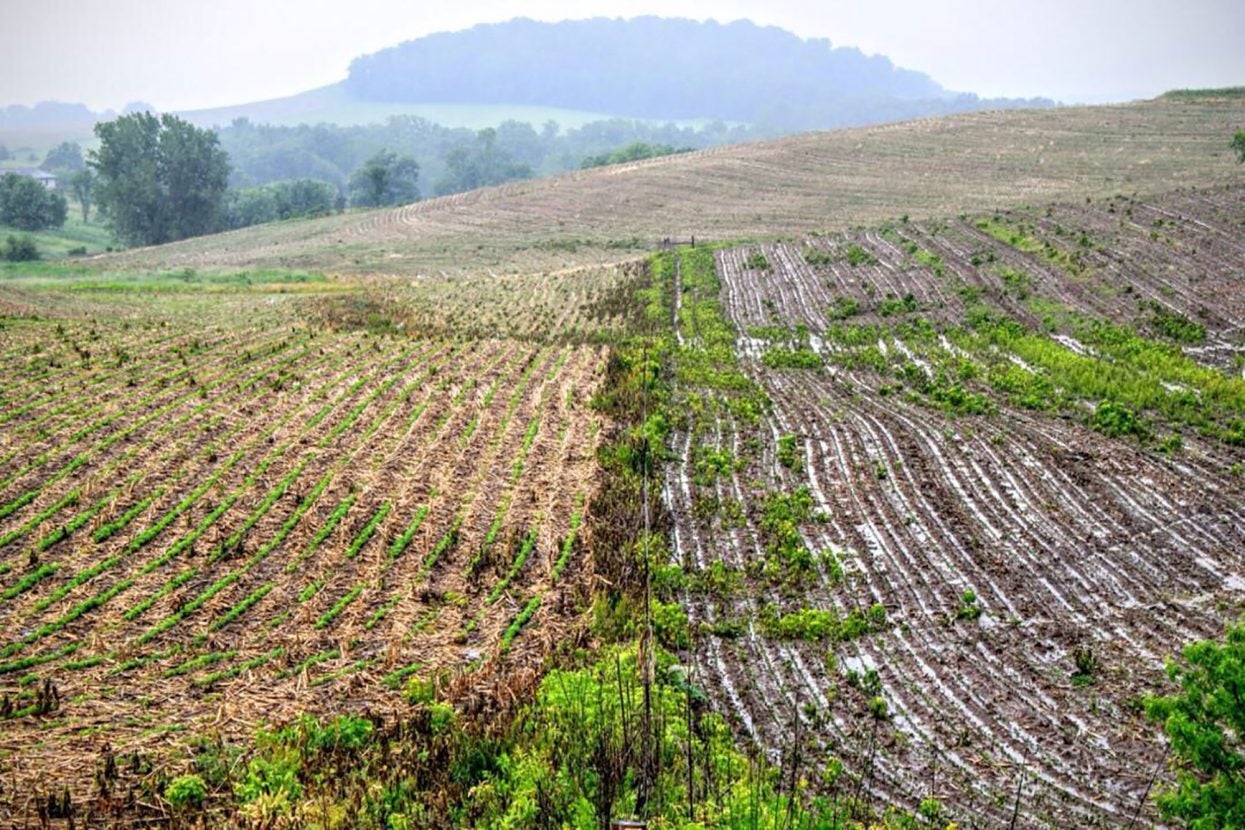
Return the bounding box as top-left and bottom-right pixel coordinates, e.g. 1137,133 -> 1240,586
69,169 -> 95,223
90,112 -> 231,246
224,187 -> 280,229
270,178 -> 337,218
0,172 -> 68,230
580,141 -> 690,169
226,178 -> 339,229
1233,131 -> 1245,164
433,128 -> 533,196
348,149 -> 419,207
1146,621 -> 1245,827
42,141 -> 85,173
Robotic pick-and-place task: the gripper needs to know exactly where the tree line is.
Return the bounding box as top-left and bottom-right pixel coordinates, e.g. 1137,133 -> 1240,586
6,117 -> 1245,253
344,17 -> 1053,130
216,114 -> 755,195
1,112 -> 758,250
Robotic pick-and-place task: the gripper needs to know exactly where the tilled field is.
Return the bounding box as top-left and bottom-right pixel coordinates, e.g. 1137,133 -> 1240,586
92,98 -> 1245,278
0,315 -> 606,808
666,186 -> 1245,826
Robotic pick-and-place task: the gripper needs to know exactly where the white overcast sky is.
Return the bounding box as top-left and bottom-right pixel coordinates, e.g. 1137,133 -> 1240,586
1,0 -> 1242,112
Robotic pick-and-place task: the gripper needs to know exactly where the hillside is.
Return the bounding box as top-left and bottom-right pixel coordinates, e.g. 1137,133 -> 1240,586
4,86 -> 1245,828
97,96 -> 1245,277
346,17 -> 1049,129
667,186 -> 1245,825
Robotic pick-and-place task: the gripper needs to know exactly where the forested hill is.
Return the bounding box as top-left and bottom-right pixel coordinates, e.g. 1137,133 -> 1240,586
345,17 -> 1053,129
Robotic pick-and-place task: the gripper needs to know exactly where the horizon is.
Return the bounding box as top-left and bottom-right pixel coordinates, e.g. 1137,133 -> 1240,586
2,1 -> 1242,113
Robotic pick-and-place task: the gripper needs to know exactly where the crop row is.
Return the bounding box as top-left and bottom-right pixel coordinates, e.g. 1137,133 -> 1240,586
0,318 -> 607,803
659,219 -> 1245,828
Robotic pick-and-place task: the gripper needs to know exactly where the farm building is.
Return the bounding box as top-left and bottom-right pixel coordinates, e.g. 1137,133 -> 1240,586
12,167 -> 57,190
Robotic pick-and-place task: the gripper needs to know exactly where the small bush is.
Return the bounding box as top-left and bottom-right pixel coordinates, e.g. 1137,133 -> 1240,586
2,235 -> 39,262
846,244 -> 876,266
165,774 -> 206,810
878,293 -> 919,317
652,598 -> 690,649
405,675 -> 437,705
803,246 -> 833,267
955,589 -> 982,621
762,346 -> 822,369
744,251 -> 771,271
1146,302 -> 1206,344
776,434 -> 800,470
827,295 -> 860,320
1090,400 -> 1147,439
1072,645 -> 1099,686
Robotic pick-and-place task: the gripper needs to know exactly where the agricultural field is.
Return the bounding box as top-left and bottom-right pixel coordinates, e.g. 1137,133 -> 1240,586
0,267 -> 613,817
92,97 -> 1245,279
659,183 -> 1245,826
1,95 -> 1244,827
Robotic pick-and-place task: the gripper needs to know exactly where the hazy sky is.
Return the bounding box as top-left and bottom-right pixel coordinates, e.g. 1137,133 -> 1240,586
2,0 -> 1241,112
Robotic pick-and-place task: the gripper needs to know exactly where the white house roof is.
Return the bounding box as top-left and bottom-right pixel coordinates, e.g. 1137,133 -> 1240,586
15,168 -> 57,180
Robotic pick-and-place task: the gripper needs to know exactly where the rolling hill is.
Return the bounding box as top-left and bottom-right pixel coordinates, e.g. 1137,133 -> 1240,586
97,96 -> 1245,277
3,86 -> 1245,829
345,17 -> 1051,130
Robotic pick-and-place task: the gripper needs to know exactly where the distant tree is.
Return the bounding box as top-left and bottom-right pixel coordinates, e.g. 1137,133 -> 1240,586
580,141 -> 691,169
1233,130 -> 1245,163
42,141 -> 85,173
433,128 -> 533,196
0,172 -> 68,231
0,144 -> 10,161
348,149 -> 419,208
223,178 -> 337,229
272,178 -> 337,218
69,169 -> 95,223
224,187 -> 280,230
1146,621 -> 1245,827
90,112 -> 230,246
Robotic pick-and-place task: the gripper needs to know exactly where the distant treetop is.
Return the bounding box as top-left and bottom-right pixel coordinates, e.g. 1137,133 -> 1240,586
1159,87 -> 1245,101
345,17 -> 1051,130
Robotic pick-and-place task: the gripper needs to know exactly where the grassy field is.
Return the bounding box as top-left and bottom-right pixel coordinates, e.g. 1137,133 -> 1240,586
95,97 -> 1245,278
0,212 -> 114,260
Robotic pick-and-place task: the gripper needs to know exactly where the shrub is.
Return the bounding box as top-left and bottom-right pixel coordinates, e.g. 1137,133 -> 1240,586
762,346 -> 822,369
776,434 -> 801,470
828,295 -> 861,320
956,589 -> 982,621
744,251 -> 771,271
1072,645 -> 1099,686
803,246 -> 833,267
165,774 -> 206,810
2,235 -> 39,262
846,244 -> 876,266
1090,400 -> 1147,439
1145,622 -> 1245,826
1146,302 -> 1206,344
879,293 -> 919,317
652,599 -> 690,649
